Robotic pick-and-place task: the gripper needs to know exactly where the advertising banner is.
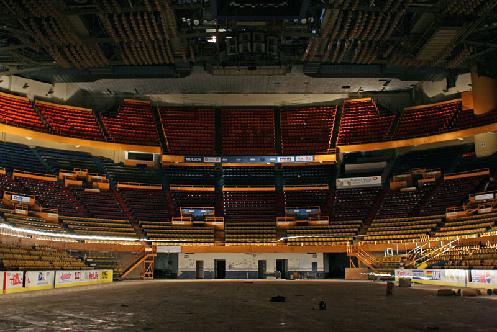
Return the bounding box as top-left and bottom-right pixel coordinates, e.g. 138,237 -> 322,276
55,270 -> 84,288
24,271 -> 55,291
336,176 -> 382,189
470,270 -> 497,288
55,270 -> 112,288
475,193 -> 494,201
395,269 -> 468,287
4,271 -> 25,294
0,271 -> 4,293
11,194 -> 31,203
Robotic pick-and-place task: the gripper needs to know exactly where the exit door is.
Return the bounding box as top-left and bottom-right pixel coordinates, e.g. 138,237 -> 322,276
195,260 -> 204,279
257,260 -> 267,279
276,259 -> 288,279
214,259 -> 226,279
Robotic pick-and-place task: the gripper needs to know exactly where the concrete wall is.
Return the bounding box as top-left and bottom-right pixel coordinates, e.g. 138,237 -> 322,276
0,75 -> 79,101
178,253 -> 324,279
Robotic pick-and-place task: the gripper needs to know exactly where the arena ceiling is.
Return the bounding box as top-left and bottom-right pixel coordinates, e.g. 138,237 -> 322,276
0,0 -> 497,83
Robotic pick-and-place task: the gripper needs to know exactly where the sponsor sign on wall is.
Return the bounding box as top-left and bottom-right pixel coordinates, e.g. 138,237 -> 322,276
475,193 -> 494,201
4,271 -> 25,294
395,269 -> 468,287
54,269 -> 112,288
470,270 -> 497,287
183,155 -> 319,164
336,176 -> 382,189
1,270 -> 112,294
157,246 -> 182,254
24,271 -> 55,291
11,194 -> 31,203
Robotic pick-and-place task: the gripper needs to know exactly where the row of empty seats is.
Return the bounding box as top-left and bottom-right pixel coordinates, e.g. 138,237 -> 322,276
0,243 -> 89,271
286,222 -> 361,246
140,221 -> 215,245
363,216 -> 441,243
337,98 -> 395,145
160,108 -> 216,155
427,245 -> 497,269
393,101 -> 460,139
225,221 -> 277,245
2,91 -> 497,150
101,99 -> 160,146
280,106 -> 337,154
221,109 -> 276,155
433,212 -> 497,238
36,101 -> 104,141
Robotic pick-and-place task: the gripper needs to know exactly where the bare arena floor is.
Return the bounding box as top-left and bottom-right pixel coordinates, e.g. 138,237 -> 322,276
1,280 -> 497,332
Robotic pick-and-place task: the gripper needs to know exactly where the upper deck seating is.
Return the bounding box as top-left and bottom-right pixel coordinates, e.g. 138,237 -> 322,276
160,108 -> 216,155
11,177 -> 86,217
0,91 -> 45,131
451,108 -> 497,131
36,101 -> 104,140
337,98 -> 395,145
171,190 -> 217,216
223,190 -> 277,222
36,147 -> 102,173
119,188 -> 170,222
101,100 -> 159,146
375,186 -> 434,219
332,187 -> 381,221
101,159 -> 163,184
223,167 -> 275,186
393,101 -> 460,139
419,174 -> 488,216
392,145 -> 469,173
221,109 -> 276,155
0,142 -> 48,174
283,189 -> 330,213
164,166 -> 216,185
280,106 -> 337,154
282,166 -> 334,185
72,189 -> 127,220
363,216 -> 440,243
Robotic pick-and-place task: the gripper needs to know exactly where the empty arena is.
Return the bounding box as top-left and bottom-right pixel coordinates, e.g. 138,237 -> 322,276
2,0 -> 497,331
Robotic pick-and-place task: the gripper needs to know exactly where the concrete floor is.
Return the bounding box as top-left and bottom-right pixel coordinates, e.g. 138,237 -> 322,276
1,280 -> 497,331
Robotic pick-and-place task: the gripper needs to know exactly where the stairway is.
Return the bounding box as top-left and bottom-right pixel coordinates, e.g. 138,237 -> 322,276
95,112 -> 111,141
120,252 -> 157,280
347,245 -> 375,269
330,103 -> 343,148
112,190 -> 144,237
409,238 -> 460,269
151,104 -> 168,153
32,102 -> 50,132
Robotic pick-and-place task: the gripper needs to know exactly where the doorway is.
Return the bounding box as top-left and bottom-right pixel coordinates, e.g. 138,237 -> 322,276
195,260 -> 204,279
214,259 -> 226,279
257,260 -> 267,279
325,253 -> 349,278
275,259 -> 288,279
154,253 -> 178,279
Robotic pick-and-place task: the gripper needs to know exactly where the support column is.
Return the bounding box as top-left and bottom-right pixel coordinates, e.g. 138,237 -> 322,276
471,66 -> 497,157
471,66 -> 497,115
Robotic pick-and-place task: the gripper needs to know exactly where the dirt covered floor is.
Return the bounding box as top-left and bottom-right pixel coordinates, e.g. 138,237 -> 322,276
1,280 -> 497,331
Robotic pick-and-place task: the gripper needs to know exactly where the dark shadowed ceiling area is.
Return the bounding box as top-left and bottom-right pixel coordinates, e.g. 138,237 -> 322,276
1,0 -> 497,83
